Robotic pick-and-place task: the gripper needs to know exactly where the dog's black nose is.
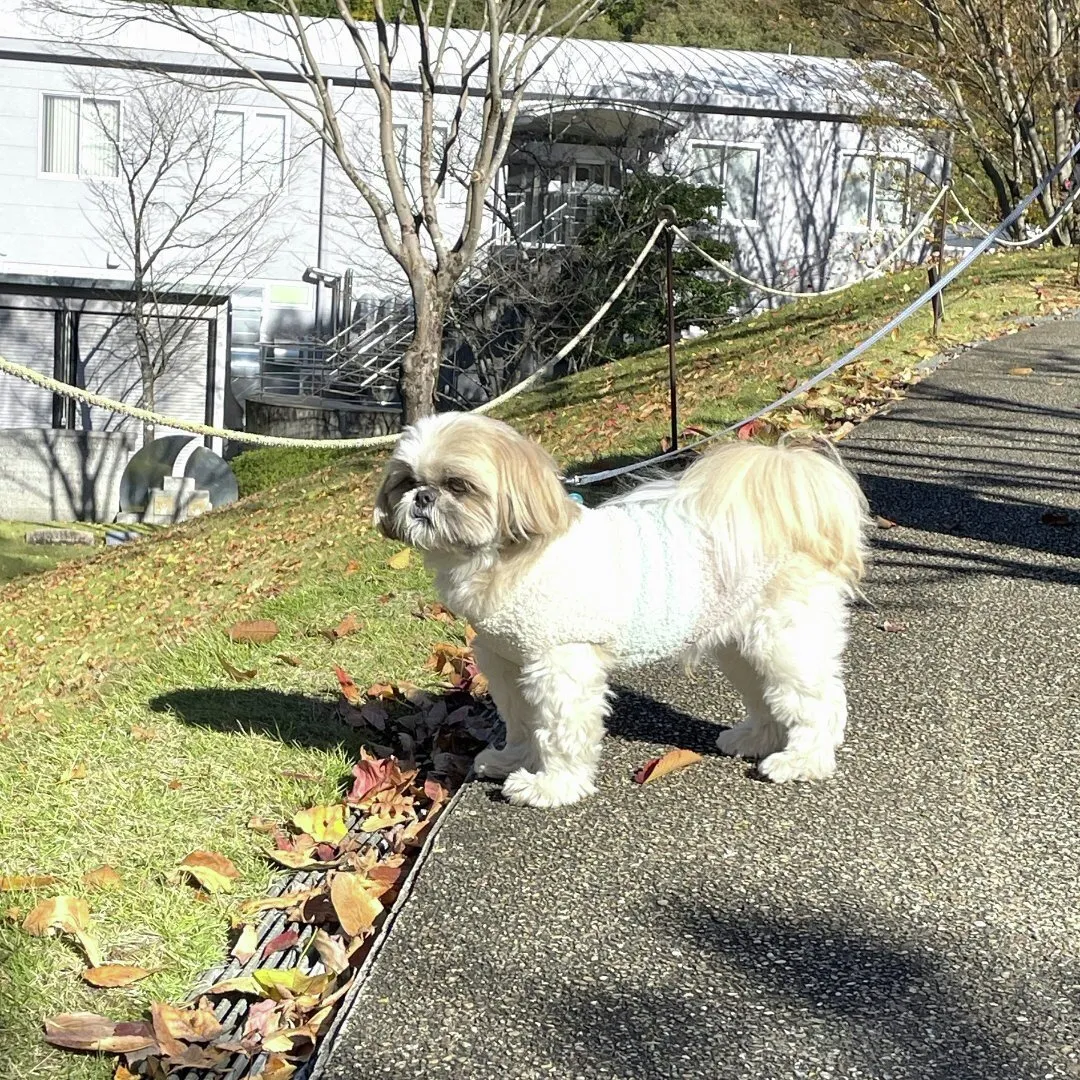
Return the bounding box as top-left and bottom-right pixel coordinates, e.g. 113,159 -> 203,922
414,487 -> 437,512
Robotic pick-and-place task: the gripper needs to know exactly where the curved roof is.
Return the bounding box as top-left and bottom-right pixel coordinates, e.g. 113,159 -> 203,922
0,0 -> 926,119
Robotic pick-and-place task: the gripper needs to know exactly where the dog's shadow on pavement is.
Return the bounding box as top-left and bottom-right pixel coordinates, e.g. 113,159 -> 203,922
606,683 -> 733,757
532,900 -> 1059,1080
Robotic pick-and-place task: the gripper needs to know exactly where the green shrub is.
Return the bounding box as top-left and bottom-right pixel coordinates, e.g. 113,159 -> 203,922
229,444 -> 355,497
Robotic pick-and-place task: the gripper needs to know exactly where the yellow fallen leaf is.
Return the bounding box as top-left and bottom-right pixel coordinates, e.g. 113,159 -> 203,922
179,851 -> 239,894
330,873 -> 383,936
386,548 -> 411,570
231,924 -> 258,965
203,975 -> 264,996
0,874 -> 58,891
1008,366 -> 1034,376
82,964 -> 153,988
59,762 -> 87,783
292,804 -> 348,846
252,968 -> 331,1000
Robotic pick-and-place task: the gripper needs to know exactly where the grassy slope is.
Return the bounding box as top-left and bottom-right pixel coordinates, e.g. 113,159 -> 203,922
0,247 -> 1076,1078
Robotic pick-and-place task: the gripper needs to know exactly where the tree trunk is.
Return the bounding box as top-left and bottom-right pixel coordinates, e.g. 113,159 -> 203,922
400,295 -> 446,424
133,298 -> 157,446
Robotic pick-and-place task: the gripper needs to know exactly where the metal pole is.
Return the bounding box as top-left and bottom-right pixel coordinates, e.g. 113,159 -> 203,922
664,220 -> 678,452
930,144 -> 953,337
314,79 -> 331,337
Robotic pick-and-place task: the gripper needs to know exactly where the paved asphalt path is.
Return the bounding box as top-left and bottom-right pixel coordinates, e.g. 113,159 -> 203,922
316,321 -> 1080,1080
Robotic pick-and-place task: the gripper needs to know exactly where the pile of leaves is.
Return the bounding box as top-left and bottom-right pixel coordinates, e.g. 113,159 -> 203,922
37,645 -> 495,1079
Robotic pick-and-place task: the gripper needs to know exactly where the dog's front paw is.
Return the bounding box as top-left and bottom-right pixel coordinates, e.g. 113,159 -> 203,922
758,747 -> 836,784
501,767 -> 596,809
474,745 -> 525,781
715,720 -> 784,760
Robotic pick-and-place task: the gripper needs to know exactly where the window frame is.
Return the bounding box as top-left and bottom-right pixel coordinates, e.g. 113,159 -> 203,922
39,91 -> 123,182
691,140 -> 763,226
837,152 -> 913,233
211,104 -> 291,193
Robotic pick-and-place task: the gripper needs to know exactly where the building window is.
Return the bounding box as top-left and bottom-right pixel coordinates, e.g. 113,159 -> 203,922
838,154 -> 911,230
502,155 -> 622,245
42,94 -> 120,177
694,144 -> 761,223
213,107 -> 287,189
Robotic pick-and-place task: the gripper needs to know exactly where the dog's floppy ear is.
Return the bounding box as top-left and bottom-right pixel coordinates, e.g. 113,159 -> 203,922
372,458 -> 410,540
494,431 -> 577,545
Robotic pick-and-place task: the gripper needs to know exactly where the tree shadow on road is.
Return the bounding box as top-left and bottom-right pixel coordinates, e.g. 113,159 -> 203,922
532,900 -> 1065,1080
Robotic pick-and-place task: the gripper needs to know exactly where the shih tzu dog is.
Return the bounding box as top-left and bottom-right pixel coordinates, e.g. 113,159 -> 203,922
374,413 -> 870,809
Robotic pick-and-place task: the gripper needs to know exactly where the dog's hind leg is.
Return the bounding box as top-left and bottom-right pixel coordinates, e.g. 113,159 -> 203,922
471,639 -> 538,780
500,643 -> 611,809
742,574 -> 851,783
713,646 -> 786,760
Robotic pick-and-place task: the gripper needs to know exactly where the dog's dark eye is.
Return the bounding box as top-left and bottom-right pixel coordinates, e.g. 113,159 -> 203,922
444,477 -> 469,495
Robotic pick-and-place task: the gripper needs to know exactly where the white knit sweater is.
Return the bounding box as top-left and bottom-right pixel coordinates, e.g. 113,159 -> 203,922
465,498 -> 773,669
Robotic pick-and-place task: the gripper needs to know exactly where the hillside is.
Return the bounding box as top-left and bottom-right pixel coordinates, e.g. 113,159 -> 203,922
1,246 -> 1077,1079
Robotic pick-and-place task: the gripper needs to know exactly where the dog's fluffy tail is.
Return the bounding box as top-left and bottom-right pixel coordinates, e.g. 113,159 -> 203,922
674,434 -> 870,585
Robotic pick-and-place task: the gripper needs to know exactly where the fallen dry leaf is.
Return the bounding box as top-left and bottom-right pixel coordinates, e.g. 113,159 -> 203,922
311,928 -> 350,974
263,1052 -> 299,1079
22,895 -> 103,966
231,924 -> 259,965
1041,510 -> 1072,527
202,975 -> 264,997
266,850 -> 330,871
43,1013 -> 156,1054
221,659 -> 257,682
386,548 -> 412,570
151,1000 -> 222,1058
179,851 -> 239,894
321,613 -> 361,642
82,865 -> 122,890
0,874 -> 58,892
330,873 -> 384,936
253,968 -> 331,1000
228,619 -> 279,644
129,725 -> 160,742
263,929 -> 299,957
334,665 -> 363,706
874,515 -> 899,530
239,886 -> 325,916
292,804 -> 348,846
58,762 -> 87,783
82,964 -> 153,988
877,619 -> 908,633
1007,366 -> 1034,376
633,748 -> 704,786
276,652 -> 303,667
247,816 -> 276,834
415,602 -> 455,624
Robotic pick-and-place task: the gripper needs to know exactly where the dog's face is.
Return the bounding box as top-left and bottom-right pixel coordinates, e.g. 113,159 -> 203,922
373,414 -> 577,553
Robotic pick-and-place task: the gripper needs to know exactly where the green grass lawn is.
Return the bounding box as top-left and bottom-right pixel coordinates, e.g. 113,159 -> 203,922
1,246 -> 1077,1079
0,521 -> 105,585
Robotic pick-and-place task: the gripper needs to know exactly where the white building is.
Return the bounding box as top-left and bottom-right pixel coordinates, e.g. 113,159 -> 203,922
0,0 -> 943,520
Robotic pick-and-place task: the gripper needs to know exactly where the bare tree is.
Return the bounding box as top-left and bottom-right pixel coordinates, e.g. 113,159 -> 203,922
843,0 -> 1080,239
76,72 -> 286,442
74,0 -> 608,422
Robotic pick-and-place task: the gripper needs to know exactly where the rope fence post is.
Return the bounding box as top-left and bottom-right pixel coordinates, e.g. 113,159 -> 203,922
930,151 -> 953,337
658,205 -> 679,452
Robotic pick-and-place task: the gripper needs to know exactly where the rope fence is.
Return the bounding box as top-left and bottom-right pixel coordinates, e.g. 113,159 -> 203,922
0,148 -> 1077,480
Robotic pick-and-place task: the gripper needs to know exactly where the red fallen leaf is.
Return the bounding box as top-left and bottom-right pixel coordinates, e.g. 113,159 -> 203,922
263,929 -> 299,957
424,777 -> 450,810
43,1012 -> 157,1053
633,748 -> 703,785
876,619 -> 908,633
344,560 -> 361,574
334,666 -> 363,706
347,751 -> 414,803
242,997 -> 279,1041
228,620 -> 279,644
737,418 -> 765,441
314,842 -> 338,861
